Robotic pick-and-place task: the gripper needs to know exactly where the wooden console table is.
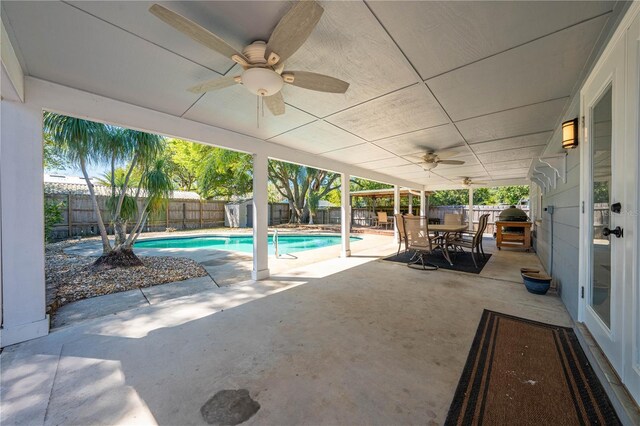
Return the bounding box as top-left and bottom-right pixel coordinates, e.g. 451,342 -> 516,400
495,221 -> 532,251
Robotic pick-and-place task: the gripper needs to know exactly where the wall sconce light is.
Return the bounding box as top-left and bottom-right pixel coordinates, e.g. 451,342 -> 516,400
562,118 -> 578,149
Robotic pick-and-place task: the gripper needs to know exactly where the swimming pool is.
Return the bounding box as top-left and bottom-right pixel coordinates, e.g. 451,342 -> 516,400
134,234 -> 361,255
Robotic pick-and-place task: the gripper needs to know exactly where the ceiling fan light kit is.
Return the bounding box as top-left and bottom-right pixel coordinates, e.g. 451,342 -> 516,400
241,68 -> 284,96
149,1 -> 349,119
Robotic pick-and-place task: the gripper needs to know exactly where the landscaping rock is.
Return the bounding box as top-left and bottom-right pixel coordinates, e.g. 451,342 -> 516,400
45,240 -> 208,315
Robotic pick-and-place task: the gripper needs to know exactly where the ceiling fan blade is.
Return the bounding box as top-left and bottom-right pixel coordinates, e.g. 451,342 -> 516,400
284,71 -> 349,93
438,160 -> 466,165
187,76 -> 239,93
434,150 -> 462,159
265,1 -> 324,64
264,92 -> 285,116
149,4 -> 248,62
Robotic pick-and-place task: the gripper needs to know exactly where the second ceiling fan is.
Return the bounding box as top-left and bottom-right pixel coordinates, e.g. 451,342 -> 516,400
149,1 -> 350,116
413,150 -> 466,171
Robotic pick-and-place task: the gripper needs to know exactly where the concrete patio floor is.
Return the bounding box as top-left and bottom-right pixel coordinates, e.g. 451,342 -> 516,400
2,237 -> 570,425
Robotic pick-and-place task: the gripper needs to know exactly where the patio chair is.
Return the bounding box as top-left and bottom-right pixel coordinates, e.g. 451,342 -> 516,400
450,214 -> 490,268
394,213 -> 408,256
403,216 -> 444,270
444,213 -> 462,225
377,211 -> 391,229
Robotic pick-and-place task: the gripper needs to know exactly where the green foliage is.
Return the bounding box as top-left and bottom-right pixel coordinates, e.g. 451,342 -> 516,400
429,190 -> 469,206
199,149 -> 253,199
43,132 -> 70,171
142,159 -> 174,213
163,139 -> 206,191
492,185 -> 529,205
429,185 -> 529,206
43,112 -> 108,166
44,200 -> 65,242
593,181 -> 609,203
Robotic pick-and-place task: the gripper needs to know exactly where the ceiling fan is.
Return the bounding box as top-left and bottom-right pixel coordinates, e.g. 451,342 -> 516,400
413,150 -> 465,171
461,177 -> 488,186
149,2 -> 350,116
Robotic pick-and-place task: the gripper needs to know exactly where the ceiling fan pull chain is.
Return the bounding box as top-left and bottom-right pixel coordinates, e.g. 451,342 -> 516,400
256,95 -> 260,128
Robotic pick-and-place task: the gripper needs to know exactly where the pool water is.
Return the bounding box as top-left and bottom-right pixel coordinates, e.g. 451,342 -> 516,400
134,234 -> 361,255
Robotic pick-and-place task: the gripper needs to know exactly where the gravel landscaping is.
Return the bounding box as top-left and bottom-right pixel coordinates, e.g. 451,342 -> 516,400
46,239 -> 208,315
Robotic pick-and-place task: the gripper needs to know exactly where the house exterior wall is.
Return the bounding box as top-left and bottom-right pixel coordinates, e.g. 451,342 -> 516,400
532,98 -> 582,320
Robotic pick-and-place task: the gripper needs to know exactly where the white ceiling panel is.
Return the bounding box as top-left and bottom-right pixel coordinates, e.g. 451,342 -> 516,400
67,1 -> 292,75
321,143 -> 394,164
382,164 -> 425,176
477,145 -> 546,163
374,124 -> 464,156
427,14 -> 610,121
368,1 -> 613,80
282,1 -> 417,118
489,168 -> 531,178
470,132 -> 552,154
268,121 -> 364,154
484,159 -> 533,171
435,164 -> 486,177
2,1 -> 213,116
325,84 -> 449,141
357,157 -> 412,170
183,84 -> 315,140
456,98 -> 567,143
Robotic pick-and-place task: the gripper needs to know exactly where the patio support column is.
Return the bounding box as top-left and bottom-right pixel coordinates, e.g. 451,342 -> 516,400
252,152 -> 269,280
420,190 -> 427,217
393,185 -> 400,243
0,99 -> 49,347
408,194 -> 413,215
340,173 -> 351,257
468,187 -> 474,232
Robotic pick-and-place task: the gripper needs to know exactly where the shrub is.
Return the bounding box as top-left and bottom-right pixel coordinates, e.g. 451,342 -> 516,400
44,200 -> 65,242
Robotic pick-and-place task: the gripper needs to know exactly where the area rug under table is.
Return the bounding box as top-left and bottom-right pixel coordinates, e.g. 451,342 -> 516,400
445,310 -> 620,425
383,250 -> 491,274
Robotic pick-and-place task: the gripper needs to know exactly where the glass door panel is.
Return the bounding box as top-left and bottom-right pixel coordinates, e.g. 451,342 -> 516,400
590,86 -> 613,328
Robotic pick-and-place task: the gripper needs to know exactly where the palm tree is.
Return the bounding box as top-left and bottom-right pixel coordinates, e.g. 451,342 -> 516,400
45,112 -> 172,269
43,112 -> 112,253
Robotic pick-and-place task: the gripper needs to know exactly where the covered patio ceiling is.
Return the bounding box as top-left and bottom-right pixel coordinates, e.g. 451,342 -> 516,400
1,1 -> 619,189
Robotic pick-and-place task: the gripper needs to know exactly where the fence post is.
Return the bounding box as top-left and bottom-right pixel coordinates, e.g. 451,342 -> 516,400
67,193 -> 73,237
200,200 -> 203,228
166,202 -> 170,229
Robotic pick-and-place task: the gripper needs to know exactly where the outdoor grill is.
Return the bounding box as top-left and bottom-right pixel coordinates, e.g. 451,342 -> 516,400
498,206 -> 529,233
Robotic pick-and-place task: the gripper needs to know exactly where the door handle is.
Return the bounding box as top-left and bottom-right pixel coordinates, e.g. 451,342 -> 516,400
603,226 -> 623,238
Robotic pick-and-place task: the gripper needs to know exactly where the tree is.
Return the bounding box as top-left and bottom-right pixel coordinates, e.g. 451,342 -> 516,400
44,113 -> 113,254
198,149 -> 253,199
268,161 -> 341,224
163,139 -> 206,192
429,189 -> 469,206
43,132 -> 70,171
44,112 -> 173,268
492,185 -> 529,205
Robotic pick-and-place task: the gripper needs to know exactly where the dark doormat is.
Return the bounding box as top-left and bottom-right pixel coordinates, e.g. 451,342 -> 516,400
383,250 -> 491,274
445,310 -> 620,425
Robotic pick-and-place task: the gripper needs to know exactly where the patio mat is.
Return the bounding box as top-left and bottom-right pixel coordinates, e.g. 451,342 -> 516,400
382,250 -> 491,274
445,310 -> 620,426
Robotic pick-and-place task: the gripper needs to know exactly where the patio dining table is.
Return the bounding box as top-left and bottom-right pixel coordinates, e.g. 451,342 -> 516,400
428,223 -> 468,265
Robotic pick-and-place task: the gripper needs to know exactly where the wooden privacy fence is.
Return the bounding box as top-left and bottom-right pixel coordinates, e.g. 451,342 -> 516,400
46,193 -> 226,240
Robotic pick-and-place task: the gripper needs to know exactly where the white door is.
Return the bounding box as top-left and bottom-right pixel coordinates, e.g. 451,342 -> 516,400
581,6 -> 640,405
622,10 -> 640,405
582,38 -> 625,376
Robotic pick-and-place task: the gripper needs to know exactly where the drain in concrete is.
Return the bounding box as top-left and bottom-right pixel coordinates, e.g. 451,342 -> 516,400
201,389 -> 260,425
